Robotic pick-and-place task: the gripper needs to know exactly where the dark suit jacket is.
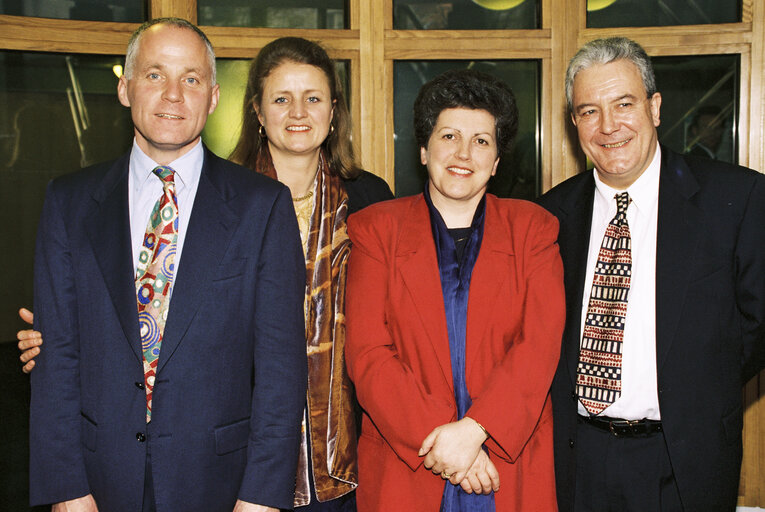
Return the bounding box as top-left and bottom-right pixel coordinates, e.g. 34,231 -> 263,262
345,194 -> 565,511
29,147 -> 308,511
538,147 -> 765,512
343,170 -> 394,215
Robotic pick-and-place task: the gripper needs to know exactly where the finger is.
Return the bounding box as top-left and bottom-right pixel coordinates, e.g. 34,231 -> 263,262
18,308 -> 34,325
486,459 -> 501,491
423,452 -> 436,470
459,477 -> 474,494
475,468 -> 493,494
20,346 -> 40,363
18,336 -> 42,351
432,462 -> 448,476
22,360 -> 35,374
449,470 -> 466,486
419,429 -> 437,456
17,329 -> 42,342
468,472 -> 485,494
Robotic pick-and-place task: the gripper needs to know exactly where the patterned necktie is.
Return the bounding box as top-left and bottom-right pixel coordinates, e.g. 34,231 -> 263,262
577,192 -> 632,415
135,166 -> 179,422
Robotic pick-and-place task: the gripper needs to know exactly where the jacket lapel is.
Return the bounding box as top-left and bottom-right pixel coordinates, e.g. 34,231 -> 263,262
397,195 -> 454,393
557,174 -> 596,387
464,196 -> 513,377
85,153 -> 142,361
156,148 -> 241,372
655,149 -> 702,371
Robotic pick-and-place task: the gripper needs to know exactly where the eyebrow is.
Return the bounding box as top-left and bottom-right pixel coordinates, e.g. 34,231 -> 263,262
575,93 -> 639,111
271,89 -> 326,95
141,63 -> 206,76
437,126 -> 494,137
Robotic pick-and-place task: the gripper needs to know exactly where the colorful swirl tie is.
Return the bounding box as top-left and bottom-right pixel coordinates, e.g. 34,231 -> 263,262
135,166 -> 179,422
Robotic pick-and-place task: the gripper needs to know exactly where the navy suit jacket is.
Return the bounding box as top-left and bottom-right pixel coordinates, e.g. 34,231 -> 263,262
30,147 -> 308,511
538,147 -> 765,512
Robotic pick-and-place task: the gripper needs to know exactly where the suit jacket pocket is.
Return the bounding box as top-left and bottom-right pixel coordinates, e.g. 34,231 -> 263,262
211,257 -> 248,282
214,417 -> 250,455
81,413 -> 97,452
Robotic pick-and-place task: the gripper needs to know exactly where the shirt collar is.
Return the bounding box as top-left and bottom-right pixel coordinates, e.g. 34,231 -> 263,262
593,142 -> 661,215
129,139 -> 205,190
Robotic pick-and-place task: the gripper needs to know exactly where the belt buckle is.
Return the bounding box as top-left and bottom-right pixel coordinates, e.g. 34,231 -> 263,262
609,419 -> 639,437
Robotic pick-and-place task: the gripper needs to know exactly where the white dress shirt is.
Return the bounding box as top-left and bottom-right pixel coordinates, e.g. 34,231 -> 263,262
578,144 -> 662,420
128,140 -> 203,278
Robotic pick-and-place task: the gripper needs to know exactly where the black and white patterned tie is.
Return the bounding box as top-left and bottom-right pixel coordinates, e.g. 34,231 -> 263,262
577,192 -> 632,415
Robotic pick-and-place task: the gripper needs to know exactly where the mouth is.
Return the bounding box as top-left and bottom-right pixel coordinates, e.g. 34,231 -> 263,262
447,166 -> 473,176
601,139 -> 631,148
156,113 -> 184,120
286,125 -> 311,132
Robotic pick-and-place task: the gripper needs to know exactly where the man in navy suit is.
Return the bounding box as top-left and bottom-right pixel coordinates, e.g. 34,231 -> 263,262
29,18 -> 307,512
539,37 -> 765,511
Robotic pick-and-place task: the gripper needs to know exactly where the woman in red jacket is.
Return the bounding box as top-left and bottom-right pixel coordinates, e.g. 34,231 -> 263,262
345,69 -> 565,511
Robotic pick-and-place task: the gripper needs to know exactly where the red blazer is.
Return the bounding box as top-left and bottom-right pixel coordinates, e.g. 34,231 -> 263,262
346,193 -> 565,511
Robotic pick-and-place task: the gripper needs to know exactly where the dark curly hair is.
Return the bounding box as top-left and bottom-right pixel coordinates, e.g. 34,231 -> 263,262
413,69 -> 519,157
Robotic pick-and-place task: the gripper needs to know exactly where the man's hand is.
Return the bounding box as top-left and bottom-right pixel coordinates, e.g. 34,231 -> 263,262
233,500 -> 278,512
419,417 -> 489,483
17,308 -> 41,374
51,494 -> 98,511
458,450 -> 500,494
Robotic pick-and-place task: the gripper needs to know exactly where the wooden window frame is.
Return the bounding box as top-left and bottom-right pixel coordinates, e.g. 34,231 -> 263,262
0,0 -> 762,504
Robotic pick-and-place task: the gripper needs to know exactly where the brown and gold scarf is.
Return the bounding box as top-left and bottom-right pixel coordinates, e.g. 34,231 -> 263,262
256,146 -> 357,505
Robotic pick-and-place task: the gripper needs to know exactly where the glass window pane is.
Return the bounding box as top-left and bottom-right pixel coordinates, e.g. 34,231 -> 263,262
394,60 -> 540,200
203,58 -> 350,159
653,54 -> 738,164
199,0 -> 347,28
587,0 -> 739,27
394,0 -> 539,29
0,51 -> 133,340
0,0 -> 144,22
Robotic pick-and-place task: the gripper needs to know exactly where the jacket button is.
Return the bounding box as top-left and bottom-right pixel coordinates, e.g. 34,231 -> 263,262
136,432 -> 146,442
135,382 -> 145,390
569,439 -> 575,448
571,391 -> 577,400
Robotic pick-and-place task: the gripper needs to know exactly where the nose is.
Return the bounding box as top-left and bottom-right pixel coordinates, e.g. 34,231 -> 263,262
599,108 -> 618,134
290,100 -> 307,119
455,139 -> 471,160
162,80 -> 183,103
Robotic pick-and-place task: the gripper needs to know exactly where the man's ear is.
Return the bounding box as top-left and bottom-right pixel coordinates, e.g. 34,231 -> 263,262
208,83 -> 220,115
649,92 -> 662,128
117,75 -> 130,108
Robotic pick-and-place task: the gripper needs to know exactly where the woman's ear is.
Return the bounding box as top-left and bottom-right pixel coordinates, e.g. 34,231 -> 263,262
253,99 -> 263,124
420,146 -> 429,166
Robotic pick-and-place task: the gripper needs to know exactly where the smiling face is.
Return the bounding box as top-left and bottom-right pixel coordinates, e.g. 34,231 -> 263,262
421,107 -> 499,217
117,24 -> 219,165
255,61 -> 335,161
571,59 -> 661,189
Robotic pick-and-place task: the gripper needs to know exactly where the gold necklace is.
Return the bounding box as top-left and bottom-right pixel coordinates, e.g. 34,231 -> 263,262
292,190 -> 314,202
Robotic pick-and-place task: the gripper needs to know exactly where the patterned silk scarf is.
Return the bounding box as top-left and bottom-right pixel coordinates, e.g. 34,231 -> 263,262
256,146 -> 356,505
424,186 -> 495,512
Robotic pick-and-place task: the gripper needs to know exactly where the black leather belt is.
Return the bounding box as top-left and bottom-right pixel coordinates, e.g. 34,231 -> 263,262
578,414 -> 663,437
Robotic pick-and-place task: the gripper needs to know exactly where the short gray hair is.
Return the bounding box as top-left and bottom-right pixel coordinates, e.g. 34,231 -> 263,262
565,37 -> 655,111
124,17 -> 216,85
